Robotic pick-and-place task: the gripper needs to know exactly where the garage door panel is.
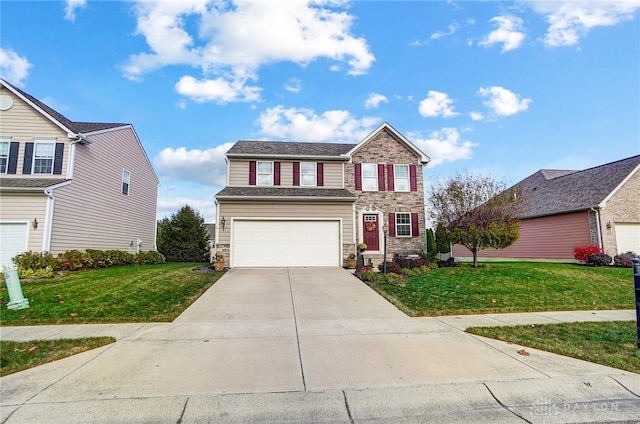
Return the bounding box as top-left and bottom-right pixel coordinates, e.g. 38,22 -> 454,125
232,220 -> 340,267
615,223 -> 640,254
0,223 -> 29,268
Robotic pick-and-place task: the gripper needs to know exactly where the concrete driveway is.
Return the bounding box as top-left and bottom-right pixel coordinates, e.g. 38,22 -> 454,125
2,268 -> 639,423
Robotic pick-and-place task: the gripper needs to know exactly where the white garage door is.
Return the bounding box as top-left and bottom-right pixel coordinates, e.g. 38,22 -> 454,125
0,223 -> 28,269
615,223 -> 640,254
232,220 -> 340,267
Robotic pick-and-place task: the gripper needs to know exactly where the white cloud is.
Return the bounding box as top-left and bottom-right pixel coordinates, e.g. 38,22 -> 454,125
64,0 -> 86,21
125,0 -> 374,102
284,78 -> 302,93
364,93 -> 388,109
528,1 -> 640,47
411,128 -> 478,167
0,48 -> 32,87
478,15 -> 526,52
257,106 -> 380,142
430,23 -> 459,40
478,86 -> 531,117
154,143 -> 234,187
470,111 -> 484,121
175,75 -> 261,104
418,91 -> 458,118
157,197 -> 216,222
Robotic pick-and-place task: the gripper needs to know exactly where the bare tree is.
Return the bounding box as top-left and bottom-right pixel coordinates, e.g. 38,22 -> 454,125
428,173 -> 522,267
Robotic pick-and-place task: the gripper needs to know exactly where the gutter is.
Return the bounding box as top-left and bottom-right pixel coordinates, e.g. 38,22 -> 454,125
590,206 -> 604,250
41,180 -> 72,252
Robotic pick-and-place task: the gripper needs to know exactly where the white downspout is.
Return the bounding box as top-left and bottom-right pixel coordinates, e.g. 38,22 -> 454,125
590,207 -> 603,250
42,188 -> 55,252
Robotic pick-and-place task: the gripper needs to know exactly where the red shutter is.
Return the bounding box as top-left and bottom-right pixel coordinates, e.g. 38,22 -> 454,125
274,162 -> 281,186
355,163 -> 362,190
411,213 -> 419,237
388,213 -> 396,237
293,162 -> 300,186
378,163 -> 385,191
387,164 -> 395,191
409,164 -> 417,191
249,161 -> 256,185
317,162 -> 324,186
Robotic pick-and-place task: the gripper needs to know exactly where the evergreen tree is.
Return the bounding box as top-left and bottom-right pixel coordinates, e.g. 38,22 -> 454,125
426,228 -> 436,254
435,223 -> 451,254
157,205 -> 210,262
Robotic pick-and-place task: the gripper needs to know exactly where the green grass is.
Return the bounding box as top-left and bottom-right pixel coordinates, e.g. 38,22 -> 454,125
0,263 -> 224,325
1,337 -> 116,376
466,321 -> 640,374
370,262 -> 634,316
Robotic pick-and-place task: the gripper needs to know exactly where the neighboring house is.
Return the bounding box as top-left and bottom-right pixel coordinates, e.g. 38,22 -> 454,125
214,122 -> 430,267
452,155 -> 640,261
0,78 -> 159,268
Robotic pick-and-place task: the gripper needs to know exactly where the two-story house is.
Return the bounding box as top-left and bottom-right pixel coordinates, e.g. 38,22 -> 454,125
0,78 -> 159,268
214,123 -> 430,267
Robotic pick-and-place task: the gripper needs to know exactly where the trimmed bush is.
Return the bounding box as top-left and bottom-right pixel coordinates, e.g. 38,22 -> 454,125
394,256 -> 428,269
587,253 -> 612,266
378,261 -> 402,274
135,250 -> 166,265
573,245 -> 602,262
11,251 -> 59,272
354,265 -> 372,277
358,271 -> 402,284
57,250 -> 86,271
613,251 -> 635,268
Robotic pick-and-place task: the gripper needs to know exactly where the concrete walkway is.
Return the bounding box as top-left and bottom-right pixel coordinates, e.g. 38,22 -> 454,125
1,267 -> 639,423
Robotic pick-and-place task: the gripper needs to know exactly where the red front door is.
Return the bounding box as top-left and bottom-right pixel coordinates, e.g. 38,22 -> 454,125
362,214 -> 379,251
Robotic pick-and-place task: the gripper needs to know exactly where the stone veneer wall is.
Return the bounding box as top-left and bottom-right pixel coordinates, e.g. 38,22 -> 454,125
344,128 -> 426,256
598,170 -> 640,256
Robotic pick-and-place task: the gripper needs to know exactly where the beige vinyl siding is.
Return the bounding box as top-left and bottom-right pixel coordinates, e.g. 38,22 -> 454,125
218,201 -> 354,246
227,159 -> 344,188
599,170 -> 640,256
0,86 -> 70,178
0,192 -> 47,252
48,127 -> 158,254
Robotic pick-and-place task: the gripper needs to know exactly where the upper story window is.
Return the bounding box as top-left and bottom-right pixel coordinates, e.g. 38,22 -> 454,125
122,169 -> 131,195
257,161 -> 273,186
395,212 -> 411,237
394,164 -> 410,192
361,163 -> 378,191
0,141 -> 9,174
301,162 -> 317,186
33,142 -> 55,174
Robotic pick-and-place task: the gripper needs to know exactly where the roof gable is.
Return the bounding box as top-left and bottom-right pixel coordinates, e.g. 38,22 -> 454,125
515,155 -> 640,217
0,78 -> 127,135
347,122 -> 430,164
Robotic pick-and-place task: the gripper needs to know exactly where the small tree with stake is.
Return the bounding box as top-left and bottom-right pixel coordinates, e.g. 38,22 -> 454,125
428,173 -> 522,267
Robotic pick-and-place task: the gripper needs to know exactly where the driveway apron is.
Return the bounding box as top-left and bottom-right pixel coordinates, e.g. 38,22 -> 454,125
1,267 -> 635,408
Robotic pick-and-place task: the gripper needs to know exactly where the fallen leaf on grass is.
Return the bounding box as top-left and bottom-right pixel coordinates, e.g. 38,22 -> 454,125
517,349 -> 530,356
70,313 -> 78,317
28,346 -> 38,353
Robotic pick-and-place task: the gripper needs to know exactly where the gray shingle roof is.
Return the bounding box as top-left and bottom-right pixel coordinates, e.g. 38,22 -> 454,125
215,186 -> 357,200
1,78 -> 127,134
515,155 -> 640,218
0,178 -> 69,189
227,140 -> 355,157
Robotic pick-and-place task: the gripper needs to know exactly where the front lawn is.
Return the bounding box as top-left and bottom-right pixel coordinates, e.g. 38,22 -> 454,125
369,262 -> 634,316
1,337 -> 116,376
466,321 -> 640,373
0,263 -> 223,325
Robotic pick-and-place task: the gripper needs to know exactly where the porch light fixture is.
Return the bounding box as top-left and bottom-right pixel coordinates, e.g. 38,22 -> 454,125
32,218 -> 38,230
220,216 -> 226,231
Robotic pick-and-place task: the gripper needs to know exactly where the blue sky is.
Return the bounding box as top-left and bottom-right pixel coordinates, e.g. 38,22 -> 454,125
2,0 -> 638,223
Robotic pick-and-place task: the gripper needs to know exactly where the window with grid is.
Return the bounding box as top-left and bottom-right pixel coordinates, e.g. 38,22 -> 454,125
122,169 -> 131,195
0,141 -> 8,174
301,162 -> 316,186
257,161 -> 273,186
396,212 -> 411,237
394,164 -> 410,192
33,143 -> 55,174
362,163 -> 378,191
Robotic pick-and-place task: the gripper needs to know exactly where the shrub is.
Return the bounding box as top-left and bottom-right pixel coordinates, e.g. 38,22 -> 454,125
587,253 -> 612,266
401,265 -> 432,276
394,256 -> 428,269
354,265 -> 372,277
135,250 -> 166,265
613,251 -> 635,268
358,271 -> 402,284
438,257 -> 457,268
57,250 -> 86,271
11,251 -> 60,271
105,250 -> 135,267
378,261 -> 402,274
17,268 -> 54,279
84,249 -> 111,269
573,245 -> 602,262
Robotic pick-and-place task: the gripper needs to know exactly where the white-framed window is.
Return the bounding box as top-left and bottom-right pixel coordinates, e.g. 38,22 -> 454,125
396,212 -> 411,237
257,161 -> 273,186
0,141 -> 9,174
362,163 -> 378,191
122,169 -> 131,195
301,162 -> 317,186
394,164 -> 410,192
33,142 -> 55,174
